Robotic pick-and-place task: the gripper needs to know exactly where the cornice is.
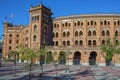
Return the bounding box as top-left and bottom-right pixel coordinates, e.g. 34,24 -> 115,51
53,14 -> 120,21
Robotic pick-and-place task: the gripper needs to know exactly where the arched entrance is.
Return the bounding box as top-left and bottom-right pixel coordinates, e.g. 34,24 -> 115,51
73,51 -> 81,65
89,51 -> 97,65
58,51 -> 66,64
46,52 -> 53,64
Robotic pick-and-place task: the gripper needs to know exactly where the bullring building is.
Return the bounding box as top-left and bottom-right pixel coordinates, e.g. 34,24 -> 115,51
2,3 -> 120,66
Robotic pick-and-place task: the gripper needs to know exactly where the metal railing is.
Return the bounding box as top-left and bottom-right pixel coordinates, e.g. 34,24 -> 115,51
46,45 -> 100,50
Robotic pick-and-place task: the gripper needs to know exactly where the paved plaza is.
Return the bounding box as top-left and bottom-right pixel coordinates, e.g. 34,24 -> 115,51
0,62 -> 120,80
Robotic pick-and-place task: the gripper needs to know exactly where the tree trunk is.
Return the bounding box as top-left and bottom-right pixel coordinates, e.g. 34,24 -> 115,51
55,64 -> 57,77
14,62 -> 16,76
110,61 -> 113,80
41,64 -> 44,77
29,58 -> 32,80
45,54 -> 46,64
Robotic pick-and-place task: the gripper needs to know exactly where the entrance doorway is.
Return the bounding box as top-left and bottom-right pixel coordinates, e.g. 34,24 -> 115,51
73,51 -> 81,65
46,52 -> 53,64
58,51 -> 66,64
89,51 -> 97,65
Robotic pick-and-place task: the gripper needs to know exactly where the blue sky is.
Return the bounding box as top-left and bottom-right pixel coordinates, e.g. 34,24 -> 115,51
0,0 -> 120,39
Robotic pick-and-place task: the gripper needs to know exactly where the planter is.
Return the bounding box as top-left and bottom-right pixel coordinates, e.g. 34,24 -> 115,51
106,60 -> 111,66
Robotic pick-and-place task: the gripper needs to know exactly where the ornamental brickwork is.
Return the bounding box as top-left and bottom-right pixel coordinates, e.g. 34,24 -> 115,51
2,4 -> 120,66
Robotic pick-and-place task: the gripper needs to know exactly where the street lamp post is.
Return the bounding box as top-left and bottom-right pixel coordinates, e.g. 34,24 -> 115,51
66,51 -> 72,73
39,58 -> 44,80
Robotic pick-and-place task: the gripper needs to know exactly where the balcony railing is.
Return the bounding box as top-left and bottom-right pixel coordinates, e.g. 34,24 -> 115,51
46,45 -> 101,50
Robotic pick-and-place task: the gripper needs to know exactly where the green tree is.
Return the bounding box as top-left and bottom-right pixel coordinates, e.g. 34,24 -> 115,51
46,52 -> 53,64
65,50 -> 72,73
52,51 -> 58,77
101,38 -> 120,66
16,43 -> 24,62
7,50 -> 19,76
58,51 -> 66,64
36,47 -> 48,76
22,48 -> 36,79
23,48 -> 36,67
39,47 -> 48,64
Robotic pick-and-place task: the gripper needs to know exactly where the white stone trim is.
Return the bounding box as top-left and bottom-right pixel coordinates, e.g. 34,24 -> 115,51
19,60 -> 21,63
98,63 -> 106,66
66,62 -> 73,65
115,63 -> 120,66
82,63 -> 89,66
24,60 -> 27,63
35,61 -> 39,64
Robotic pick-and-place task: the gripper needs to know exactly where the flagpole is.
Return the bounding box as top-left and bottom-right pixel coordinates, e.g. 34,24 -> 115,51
10,14 -> 13,23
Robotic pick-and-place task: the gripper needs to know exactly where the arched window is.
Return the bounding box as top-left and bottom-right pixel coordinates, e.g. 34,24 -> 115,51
32,16 -> 34,21
52,41 -> 54,45
87,22 -> 89,25
56,32 -> 58,37
106,30 -> 110,36
94,21 -> 97,25
93,40 -> 96,45
33,35 -> 36,42
74,22 -> 76,26
93,30 -> 96,36
9,46 -> 12,50
16,40 -> 19,44
63,41 -> 66,46
88,30 -> 91,36
114,21 -> 116,26
67,41 -> 70,46
81,22 -> 83,26
115,30 -> 118,36
75,40 -> 78,45
57,24 -> 59,27
79,40 -> 83,45
63,32 -> 66,37
35,16 -> 37,21
118,21 -> 120,25
37,15 -> 39,20
9,40 -> 12,44
56,41 -> 58,46
67,31 -> 70,37
53,32 -> 55,38
9,34 -> 12,37
62,24 -> 64,27
16,34 -> 19,38
88,40 -> 91,45
54,24 -> 56,27
68,23 -> 71,26
91,21 -> 93,25
102,40 -> 105,45
75,31 -> 78,37
101,21 -> 103,25
65,22 -> 67,26
104,20 -> 107,25
44,26 -> 47,31
116,40 -> 119,44
34,25 -> 37,32
108,21 -> 110,25
79,31 -> 83,36
77,21 -> 80,26
102,30 -> 105,36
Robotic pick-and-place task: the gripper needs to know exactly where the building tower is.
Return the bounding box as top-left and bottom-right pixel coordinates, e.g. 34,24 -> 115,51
29,3 -> 53,48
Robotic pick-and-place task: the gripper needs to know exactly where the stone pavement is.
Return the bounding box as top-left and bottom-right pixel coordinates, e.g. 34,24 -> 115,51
0,62 -> 120,80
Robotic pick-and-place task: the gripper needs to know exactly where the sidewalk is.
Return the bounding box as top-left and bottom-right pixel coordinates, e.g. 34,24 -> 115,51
0,63 -> 120,80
